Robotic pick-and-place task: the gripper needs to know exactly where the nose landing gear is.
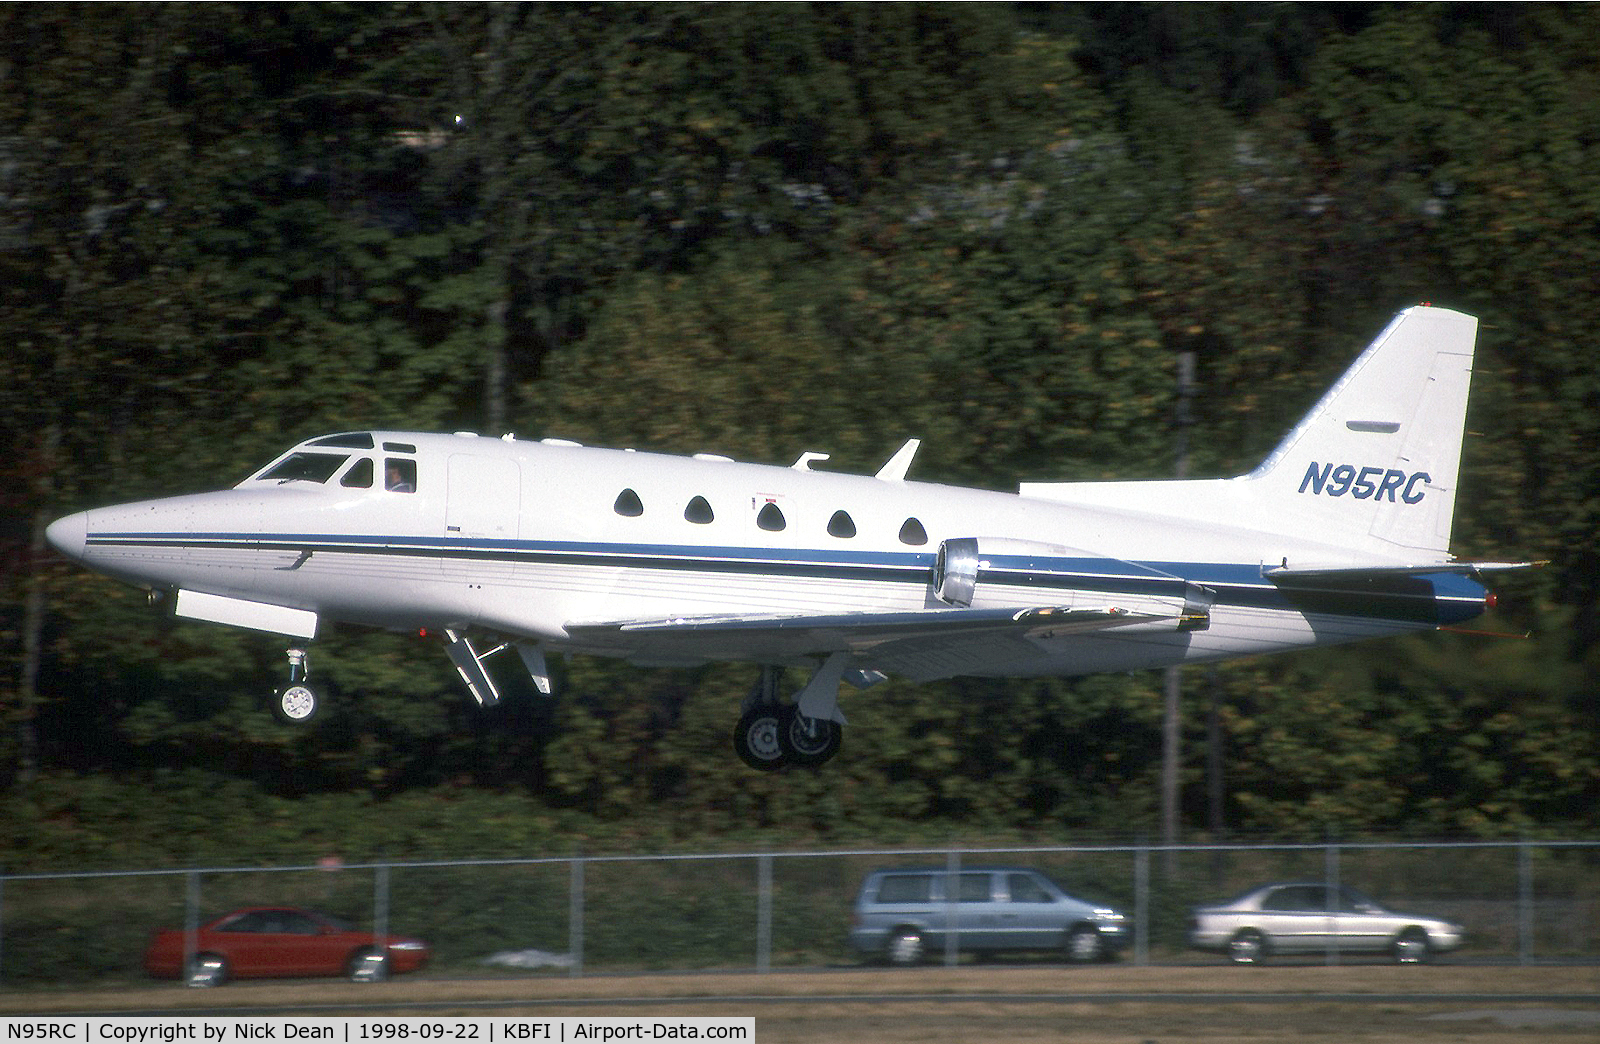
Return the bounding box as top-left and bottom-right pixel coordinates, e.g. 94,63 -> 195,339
273,647 -> 321,724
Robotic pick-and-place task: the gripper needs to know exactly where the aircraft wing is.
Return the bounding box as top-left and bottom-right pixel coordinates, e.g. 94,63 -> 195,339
563,605 -> 1175,681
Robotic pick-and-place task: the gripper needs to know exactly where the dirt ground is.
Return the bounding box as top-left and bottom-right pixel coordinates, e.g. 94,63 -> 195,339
4,965 -> 1598,1043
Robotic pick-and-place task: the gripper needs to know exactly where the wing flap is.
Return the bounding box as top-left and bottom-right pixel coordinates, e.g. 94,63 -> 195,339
564,604 -> 1173,677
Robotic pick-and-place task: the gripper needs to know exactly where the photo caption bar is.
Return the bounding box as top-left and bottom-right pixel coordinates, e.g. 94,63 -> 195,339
1,1019 -> 754,1044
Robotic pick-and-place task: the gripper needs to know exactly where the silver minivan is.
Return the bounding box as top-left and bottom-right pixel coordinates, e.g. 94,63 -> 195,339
848,866 -> 1129,965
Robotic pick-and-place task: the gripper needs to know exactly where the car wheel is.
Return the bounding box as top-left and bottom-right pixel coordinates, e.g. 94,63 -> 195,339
348,947 -> 390,982
1226,929 -> 1269,965
886,928 -> 926,967
1393,928 -> 1432,965
1064,926 -> 1104,963
185,953 -> 228,987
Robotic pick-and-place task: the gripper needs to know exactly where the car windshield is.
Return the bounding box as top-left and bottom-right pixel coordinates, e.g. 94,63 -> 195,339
1219,887 -> 1266,907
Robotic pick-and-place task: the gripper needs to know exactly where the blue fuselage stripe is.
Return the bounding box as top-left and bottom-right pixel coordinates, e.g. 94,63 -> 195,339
86,533 -> 1486,625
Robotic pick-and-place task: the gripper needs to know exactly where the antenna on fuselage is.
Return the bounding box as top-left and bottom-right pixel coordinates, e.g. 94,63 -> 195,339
875,439 -> 921,482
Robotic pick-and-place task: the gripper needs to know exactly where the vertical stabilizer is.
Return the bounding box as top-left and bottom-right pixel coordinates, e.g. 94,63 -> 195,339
1245,306 -> 1477,557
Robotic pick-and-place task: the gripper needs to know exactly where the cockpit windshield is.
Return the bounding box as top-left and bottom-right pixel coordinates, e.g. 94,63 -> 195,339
246,433 -> 415,490
257,452 -> 350,484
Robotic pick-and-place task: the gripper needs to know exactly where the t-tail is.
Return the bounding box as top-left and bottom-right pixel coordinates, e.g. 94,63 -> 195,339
1242,305 -> 1476,560
1021,306 -> 1510,571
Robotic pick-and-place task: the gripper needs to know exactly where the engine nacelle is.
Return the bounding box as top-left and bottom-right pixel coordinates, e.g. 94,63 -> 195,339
934,538 -> 981,607
935,536 -> 1075,607
933,536 -> 1212,631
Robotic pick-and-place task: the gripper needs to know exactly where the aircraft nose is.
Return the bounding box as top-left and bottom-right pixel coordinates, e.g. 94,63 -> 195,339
45,511 -> 88,560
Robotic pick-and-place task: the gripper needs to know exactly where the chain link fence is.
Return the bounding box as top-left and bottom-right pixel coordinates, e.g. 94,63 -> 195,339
2,841 -> 1595,986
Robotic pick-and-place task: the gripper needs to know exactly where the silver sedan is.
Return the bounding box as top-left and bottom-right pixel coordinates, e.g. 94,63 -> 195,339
1189,882 -> 1464,964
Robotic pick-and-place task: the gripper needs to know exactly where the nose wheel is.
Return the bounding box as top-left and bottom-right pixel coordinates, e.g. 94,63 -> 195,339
272,647 -> 321,724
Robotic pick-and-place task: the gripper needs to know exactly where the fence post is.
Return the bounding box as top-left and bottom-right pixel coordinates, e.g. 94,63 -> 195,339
1324,842 -> 1341,967
943,850 -> 961,967
1518,841 -> 1533,966
1,870 -> 6,985
569,857 -> 585,978
374,862 -> 390,976
756,854 -> 772,974
1134,843 -> 1149,966
184,869 -> 201,982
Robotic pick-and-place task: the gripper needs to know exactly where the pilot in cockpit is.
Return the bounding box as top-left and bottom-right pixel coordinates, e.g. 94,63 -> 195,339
385,461 -> 416,493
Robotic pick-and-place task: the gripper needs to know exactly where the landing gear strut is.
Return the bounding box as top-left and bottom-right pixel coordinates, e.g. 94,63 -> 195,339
733,664 -> 847,770
273,647 -> 321,724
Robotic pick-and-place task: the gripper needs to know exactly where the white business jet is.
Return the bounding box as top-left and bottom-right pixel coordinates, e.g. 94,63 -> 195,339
48,306 -> 1529,770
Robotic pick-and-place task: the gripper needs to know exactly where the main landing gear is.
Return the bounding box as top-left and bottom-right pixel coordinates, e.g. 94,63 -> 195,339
733,662 -> 848,771
272,647 -> 321,724
267,638 -> 867,776
734,703 -> 842,771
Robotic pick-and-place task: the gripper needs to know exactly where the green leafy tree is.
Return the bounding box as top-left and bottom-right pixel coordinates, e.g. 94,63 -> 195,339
3,5 -> 1598,867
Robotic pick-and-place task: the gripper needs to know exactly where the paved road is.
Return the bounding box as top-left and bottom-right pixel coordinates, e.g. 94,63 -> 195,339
5,964 -> 1597,1017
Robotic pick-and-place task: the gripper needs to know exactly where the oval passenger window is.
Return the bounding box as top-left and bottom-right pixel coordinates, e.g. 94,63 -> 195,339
757,502 -> 786,532
899,517 -> 928,546
685,496 -> 715,524
614,489 -> 644,517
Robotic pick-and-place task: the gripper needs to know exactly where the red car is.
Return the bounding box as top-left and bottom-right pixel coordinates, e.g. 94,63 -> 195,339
144,906 -> 430,986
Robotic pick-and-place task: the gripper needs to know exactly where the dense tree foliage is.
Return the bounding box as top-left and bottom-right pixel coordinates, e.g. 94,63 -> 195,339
2,3 -> 1595,868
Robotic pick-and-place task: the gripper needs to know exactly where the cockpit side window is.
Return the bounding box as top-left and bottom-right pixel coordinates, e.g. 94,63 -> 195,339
259,453 -> 349,484
340,458 -> 374,488
385,458 -> 417,493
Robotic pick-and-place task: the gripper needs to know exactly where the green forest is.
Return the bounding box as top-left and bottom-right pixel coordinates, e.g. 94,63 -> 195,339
2,3 -> 1596,871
